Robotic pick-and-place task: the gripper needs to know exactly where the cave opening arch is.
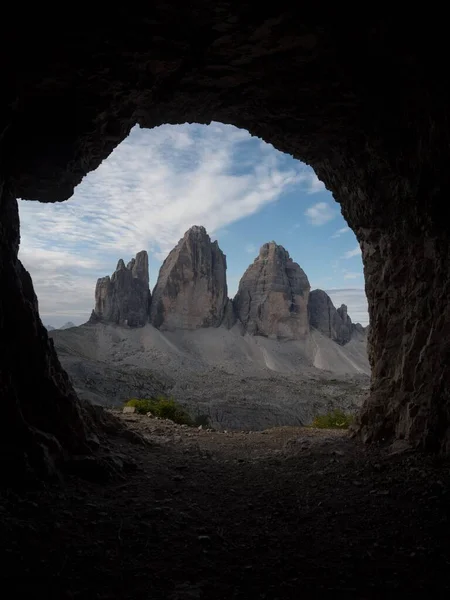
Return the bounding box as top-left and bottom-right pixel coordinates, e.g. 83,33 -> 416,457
1,13 -> 450,479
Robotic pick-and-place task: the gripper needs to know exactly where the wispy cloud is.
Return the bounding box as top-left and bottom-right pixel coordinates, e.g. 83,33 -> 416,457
18,122 -> 322,325
331,226 -> 350,239
19,247 -> 100,324
245,243 -> 257,254
342,245 -> 361,259
343,271 -> 362,280
304,202 -> 336,226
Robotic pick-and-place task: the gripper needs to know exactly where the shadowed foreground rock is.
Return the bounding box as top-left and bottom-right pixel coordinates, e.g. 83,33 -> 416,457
0,184 -> 95,480
1,414 -> 450,597
1,12 -> 450,480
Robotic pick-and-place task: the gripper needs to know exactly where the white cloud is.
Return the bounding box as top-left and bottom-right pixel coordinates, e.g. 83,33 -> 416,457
19,122 -> 322,324
343,271 -> 362,280
245,243 -> 257,254
19,247 -> 100,326
331,226 -> 350,238
304,202 -> 336,226
342,245 -> 361,259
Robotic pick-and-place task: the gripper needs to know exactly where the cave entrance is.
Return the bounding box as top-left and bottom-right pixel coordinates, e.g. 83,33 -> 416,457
17,122 -> 369,432
2,14 -> 450,483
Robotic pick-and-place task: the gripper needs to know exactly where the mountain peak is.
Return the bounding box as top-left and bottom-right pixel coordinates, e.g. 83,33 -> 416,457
150,227 -> 230,331
90,251 -> 150,327
85,237 -> 364,344
234,242 -> 310,339
308,290 -> 354,345
185,225 -> 207,237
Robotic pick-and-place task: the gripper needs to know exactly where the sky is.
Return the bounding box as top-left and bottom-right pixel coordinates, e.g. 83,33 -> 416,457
18,122 -> 368,328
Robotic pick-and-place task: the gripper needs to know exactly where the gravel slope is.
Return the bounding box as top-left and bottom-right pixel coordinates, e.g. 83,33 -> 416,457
51,323 -> 370,430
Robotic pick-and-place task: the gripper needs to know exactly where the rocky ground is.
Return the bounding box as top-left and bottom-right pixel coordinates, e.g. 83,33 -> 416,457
1,411 -> 449,598
51,323 -> 370,431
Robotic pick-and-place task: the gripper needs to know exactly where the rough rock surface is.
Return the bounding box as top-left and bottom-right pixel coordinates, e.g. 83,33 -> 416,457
222,299 -> 237,330
309,290 -> 354,345
336,305 -> 352,344
2,13 -> 450,480
234,242 -> 310,339
0,183 -> 95,480
150,226 -> 229,331
90,251 -> 150,327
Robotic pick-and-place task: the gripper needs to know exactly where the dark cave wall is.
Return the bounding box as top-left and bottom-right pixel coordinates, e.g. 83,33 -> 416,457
314,146 -> 450,451
0,181 -> 94,478
358,229 -> 450,451
1,10 -> 450,473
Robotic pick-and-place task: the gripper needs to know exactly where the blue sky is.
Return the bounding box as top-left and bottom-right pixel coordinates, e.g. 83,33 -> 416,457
18,122 -> 368,327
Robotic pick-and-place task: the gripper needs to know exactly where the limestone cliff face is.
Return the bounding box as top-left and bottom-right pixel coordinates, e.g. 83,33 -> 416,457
150,226 -> 229,330
308,289 -> 338,339
234,242 -> 310,339
337,304 -> 353,344
90,250 -> 150,327
308,290 -> 364,345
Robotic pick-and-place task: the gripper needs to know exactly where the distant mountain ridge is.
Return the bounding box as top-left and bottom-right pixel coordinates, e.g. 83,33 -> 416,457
45,321 -> 75,331
70,225 -> 366,345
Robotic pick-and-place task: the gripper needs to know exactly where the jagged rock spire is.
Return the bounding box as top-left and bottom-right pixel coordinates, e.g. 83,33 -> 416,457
90,250 -> 150,327
150,226 -> 231,330
234,242 -> 310,339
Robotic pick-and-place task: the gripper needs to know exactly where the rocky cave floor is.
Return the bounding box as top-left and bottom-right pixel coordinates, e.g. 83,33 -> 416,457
1,412 -> 450,598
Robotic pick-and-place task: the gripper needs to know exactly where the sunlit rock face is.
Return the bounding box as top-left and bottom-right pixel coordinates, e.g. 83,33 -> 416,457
90,251 -> 151,327
150,226 -> 229,331
234,242 -> 310,340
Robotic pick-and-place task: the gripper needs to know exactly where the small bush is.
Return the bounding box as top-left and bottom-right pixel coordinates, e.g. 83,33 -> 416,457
124,396 -> 193,425
310,409 -> 354,429
124,398 -> 154,414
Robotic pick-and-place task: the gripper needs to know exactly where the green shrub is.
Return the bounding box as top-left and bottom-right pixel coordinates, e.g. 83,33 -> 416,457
124,398 -> 155,414
153,397 -> 193,425
310,409 -> 354,429
124,396 -> 193,425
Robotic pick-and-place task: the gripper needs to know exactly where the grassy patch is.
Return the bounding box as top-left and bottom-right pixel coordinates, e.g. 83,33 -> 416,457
310,409 -> 354,429
124,396 -> 193,425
